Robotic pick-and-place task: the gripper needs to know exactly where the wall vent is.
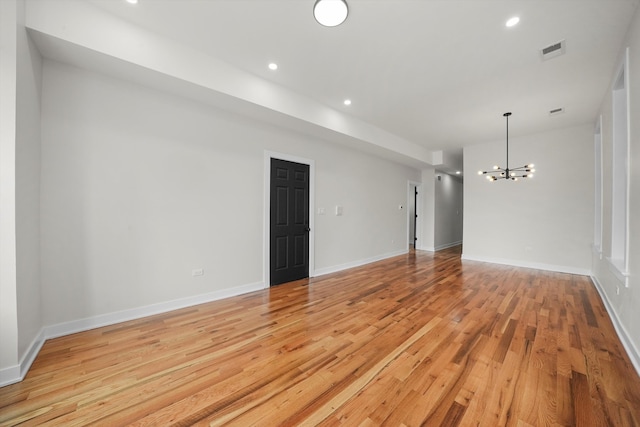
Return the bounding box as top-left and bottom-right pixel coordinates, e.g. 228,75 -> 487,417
540,40 -> 566,60
549,107 -> 565,116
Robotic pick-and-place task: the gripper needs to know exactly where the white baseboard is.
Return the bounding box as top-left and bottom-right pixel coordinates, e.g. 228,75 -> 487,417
416,241 -> 461,252
313,249 -> 407,277
0,281 -> 264,387
434,240 -> 462,251
0,329 -> 46,388
590,275 -> 640,377
0,366 -> 21,388
44,281 -> 265,340
0,365 -> 20,387
460,254 -> 591,276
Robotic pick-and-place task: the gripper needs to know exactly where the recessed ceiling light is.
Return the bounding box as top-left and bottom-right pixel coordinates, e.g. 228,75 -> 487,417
343,99 -> 352,106
456,171 -> 461,175
506,16 -> 520,27
268,63 -> 278,71
125,0 -> 138,4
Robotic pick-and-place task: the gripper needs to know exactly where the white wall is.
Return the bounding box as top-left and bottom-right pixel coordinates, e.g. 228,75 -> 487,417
434,173 -> 463,250
592,5 -> 640,369
39,60 -> 420,326
0,0 -> 42,386
418,167 -> 436,251
463,124 -> 594,274
0,0 -> 20,375
16,0 -> 42,366
314,151 -> 415,270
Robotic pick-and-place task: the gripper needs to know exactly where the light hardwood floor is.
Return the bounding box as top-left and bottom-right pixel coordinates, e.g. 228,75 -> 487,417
1,246 -> 640,426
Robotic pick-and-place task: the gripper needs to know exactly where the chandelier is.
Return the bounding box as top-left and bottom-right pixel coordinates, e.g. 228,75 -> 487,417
479,112 -> 535,181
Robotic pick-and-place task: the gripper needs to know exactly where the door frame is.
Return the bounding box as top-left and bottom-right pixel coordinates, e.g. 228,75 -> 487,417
407,181 -> 422,251
264,151 -> 315,289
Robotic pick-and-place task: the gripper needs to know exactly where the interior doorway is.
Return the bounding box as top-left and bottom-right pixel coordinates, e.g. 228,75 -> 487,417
408,182 -> 421,250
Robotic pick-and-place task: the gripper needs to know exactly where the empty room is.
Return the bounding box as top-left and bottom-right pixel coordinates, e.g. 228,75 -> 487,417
1,0 -> 640,425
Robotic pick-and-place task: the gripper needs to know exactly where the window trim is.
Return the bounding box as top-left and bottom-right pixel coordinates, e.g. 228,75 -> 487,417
593,115 -> 603,258
606,47 -> 630,287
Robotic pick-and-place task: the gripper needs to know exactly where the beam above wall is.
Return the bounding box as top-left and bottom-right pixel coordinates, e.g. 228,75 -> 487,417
25,0 -> 433,169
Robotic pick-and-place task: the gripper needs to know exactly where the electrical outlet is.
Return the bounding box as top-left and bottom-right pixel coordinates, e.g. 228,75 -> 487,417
616,286 -> 620,295
192,268 -> 204,277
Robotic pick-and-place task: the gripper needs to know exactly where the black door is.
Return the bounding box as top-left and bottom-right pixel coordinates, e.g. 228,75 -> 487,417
270,158 -> 310,286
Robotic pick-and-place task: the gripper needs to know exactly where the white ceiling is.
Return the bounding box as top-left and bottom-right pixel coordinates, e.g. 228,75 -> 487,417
47,0 -> 640,173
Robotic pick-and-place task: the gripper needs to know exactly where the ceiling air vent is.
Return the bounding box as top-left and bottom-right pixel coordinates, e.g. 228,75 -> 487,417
540,40 -> 566,61
549,107 -> 564,116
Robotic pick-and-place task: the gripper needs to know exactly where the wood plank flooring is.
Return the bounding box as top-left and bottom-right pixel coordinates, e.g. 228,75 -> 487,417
2,246 -> 640,426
